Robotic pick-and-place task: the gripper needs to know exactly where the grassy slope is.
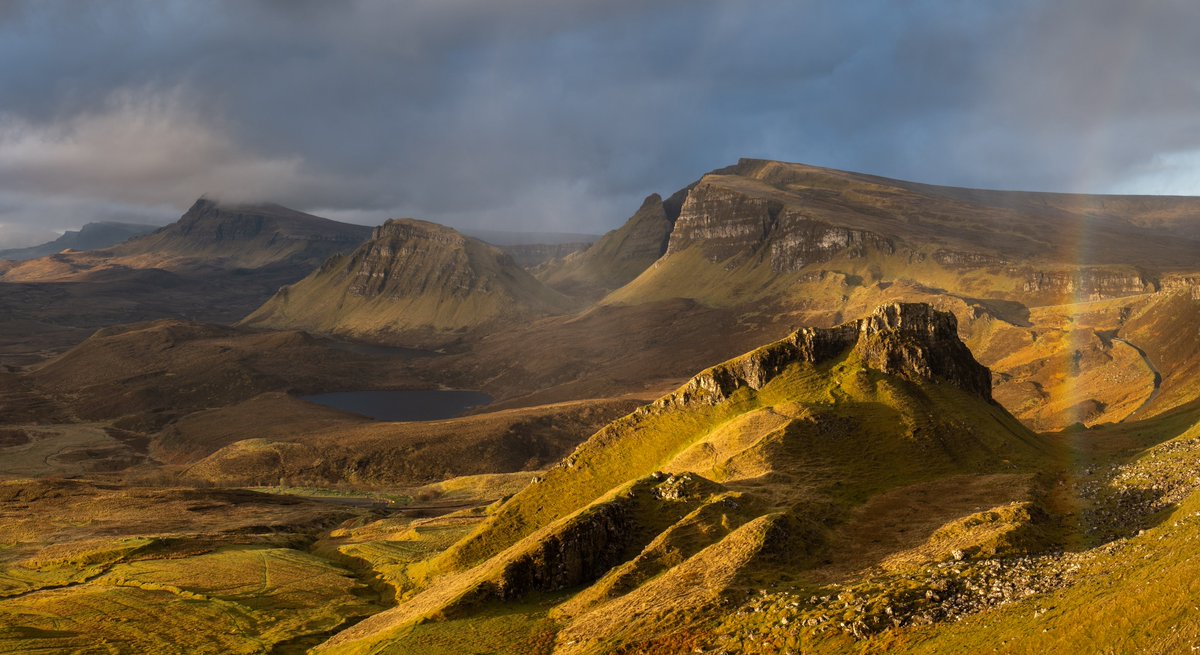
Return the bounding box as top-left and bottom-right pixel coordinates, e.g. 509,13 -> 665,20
684,394 -> 1200,654
244,224 -> 577,343
899,407 -> 1200,654
906,493 -> 1200,654
313,331 -> 1049,654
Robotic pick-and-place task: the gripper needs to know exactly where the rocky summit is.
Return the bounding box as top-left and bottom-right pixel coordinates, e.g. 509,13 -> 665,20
665,302 -> 992,409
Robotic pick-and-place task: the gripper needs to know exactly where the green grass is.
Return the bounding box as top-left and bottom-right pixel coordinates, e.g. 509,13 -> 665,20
0,546 -> 379,655
0,537 -> 156,598
369,594 -> 564,655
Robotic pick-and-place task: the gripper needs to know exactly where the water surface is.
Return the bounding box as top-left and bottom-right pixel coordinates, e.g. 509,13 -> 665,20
300,389 -> 491,422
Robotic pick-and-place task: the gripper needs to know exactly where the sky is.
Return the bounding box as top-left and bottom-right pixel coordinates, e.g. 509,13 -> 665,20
1,0 -> 1199,247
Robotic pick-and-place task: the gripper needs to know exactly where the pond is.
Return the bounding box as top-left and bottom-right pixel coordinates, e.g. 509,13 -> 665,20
299,389 -> 491,422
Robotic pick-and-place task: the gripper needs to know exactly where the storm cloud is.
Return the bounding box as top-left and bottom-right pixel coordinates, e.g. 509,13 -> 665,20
1,0 -> 1199,246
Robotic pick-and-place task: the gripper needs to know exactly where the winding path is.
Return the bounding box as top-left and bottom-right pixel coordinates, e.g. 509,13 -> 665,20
1112,337 -> 1162,419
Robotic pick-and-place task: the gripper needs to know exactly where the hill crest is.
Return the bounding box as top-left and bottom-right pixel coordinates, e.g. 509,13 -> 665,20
243,218 -> 576,345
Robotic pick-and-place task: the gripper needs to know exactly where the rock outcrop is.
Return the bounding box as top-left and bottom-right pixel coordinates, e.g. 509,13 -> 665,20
666,182 -> 894,271
662,302 -> 992,408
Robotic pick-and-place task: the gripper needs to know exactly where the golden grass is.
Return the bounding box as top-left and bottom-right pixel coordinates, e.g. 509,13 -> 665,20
554,514 -> 786,655
903,492 -> 1200,654
0,546 -> 378,655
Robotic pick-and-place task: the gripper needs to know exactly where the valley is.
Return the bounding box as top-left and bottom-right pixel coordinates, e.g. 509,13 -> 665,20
2,160 -> 1200,653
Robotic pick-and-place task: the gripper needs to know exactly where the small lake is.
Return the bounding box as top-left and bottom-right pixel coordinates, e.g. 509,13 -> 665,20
299,389 -> 491,422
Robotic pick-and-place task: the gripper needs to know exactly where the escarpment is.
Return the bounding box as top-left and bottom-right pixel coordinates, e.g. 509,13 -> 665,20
665,182 -> 895,271
600,158 -> 1200,309
1019,268 -> 1157,299
662,302 -> 992,408
343,220 -> 505,300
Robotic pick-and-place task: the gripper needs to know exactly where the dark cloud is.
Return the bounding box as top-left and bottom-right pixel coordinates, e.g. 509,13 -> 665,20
1,0 -> 1198,246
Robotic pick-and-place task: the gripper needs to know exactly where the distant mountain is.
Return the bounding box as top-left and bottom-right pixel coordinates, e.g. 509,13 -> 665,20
243,218 -> 578,346
462,228 -> 600,247
597,158 -> 1200,308
0,221 -> 158,261
0,199 -> 372,282
461,229 -> 599,269
107,198 -> 373,270
538,189 -> 688,297
0,200 -> 376,358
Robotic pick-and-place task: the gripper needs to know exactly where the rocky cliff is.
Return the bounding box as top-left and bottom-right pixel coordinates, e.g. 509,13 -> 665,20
1018,268 -> 1157,300
666,182 -> 895,271
661,302 -> 992,409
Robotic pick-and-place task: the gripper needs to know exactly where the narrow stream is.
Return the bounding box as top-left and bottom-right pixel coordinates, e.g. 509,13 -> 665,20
1113,337 -> 1162,418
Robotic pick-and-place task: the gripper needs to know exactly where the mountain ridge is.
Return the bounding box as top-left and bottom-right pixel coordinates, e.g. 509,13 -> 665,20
0,198 -> 372,282
0,221 -> 159,262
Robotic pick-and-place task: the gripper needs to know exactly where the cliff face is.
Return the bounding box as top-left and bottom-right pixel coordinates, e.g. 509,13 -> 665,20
595,158 -> 1200,307
661,302 -> 992,408
243,219 -> 574,343
1019,269 -> 1157,300
342,220 -> 498,300
852,303 -> 993,399
666,182 -> 895,271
